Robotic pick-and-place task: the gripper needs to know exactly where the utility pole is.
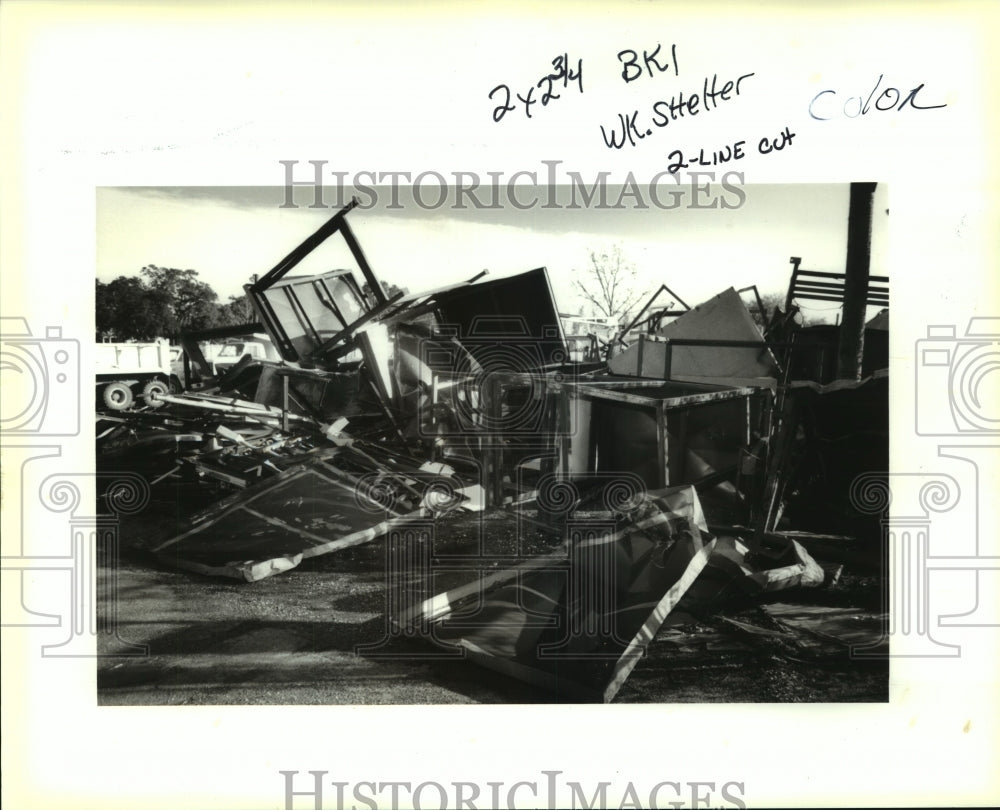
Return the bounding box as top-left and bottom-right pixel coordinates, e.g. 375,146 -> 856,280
837,182 -> 876,380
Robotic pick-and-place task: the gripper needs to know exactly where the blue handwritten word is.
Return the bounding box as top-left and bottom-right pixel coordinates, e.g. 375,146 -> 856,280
809,74 -> 946,120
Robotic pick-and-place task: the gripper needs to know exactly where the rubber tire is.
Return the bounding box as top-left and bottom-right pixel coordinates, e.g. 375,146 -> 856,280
142,379 -> 169,408
102,382 -> 134,411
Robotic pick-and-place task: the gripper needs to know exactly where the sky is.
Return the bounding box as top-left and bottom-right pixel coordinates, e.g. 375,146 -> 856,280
97,182 -> 890,324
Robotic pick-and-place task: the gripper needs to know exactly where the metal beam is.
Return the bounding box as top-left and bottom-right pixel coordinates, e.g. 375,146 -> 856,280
250,198 -> 360,292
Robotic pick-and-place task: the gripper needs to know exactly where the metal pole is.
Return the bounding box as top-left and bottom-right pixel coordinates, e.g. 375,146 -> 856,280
837,182 -> 877,380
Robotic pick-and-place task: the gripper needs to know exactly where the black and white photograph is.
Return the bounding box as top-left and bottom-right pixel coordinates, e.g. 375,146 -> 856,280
94,182 -> 891,706
2,3 -> 998,809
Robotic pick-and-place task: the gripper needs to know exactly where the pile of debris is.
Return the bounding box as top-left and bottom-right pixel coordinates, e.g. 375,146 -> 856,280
98,198 -> 889,701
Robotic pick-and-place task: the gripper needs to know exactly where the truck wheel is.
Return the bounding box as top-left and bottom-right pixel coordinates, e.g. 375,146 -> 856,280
142,379 -> 169,408
102,382 -> 134,411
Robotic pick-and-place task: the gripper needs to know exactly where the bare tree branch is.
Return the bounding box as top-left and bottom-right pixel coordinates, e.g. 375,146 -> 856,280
572,243 -> 640,325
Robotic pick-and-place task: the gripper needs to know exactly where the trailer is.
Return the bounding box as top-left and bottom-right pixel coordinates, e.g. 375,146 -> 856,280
95,339 -> 175,411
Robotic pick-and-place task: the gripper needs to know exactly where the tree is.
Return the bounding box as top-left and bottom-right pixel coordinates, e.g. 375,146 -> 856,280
97,266 -> 233,340
746,290 -> 786,329
95,277 -> 175,341
95,279 -> 116,339
217,292 -> 257,327
140,265 -> 221,332
572,244 -> 643,326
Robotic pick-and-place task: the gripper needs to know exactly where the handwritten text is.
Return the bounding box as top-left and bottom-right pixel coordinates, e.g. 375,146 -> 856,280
489,55 -> 584,122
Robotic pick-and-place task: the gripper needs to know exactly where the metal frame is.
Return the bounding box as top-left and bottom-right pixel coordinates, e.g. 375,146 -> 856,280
785,256 -> 889,310
613,283 -> 691,347
248,269 -> 369,363
249,197 -> 386,305
552,377 -> 770,499
245,196 -> 389,364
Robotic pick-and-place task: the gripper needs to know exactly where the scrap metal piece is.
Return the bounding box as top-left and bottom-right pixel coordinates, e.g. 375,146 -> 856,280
248,268 -> 371,366
784,256 -> 890,311
613,282 -> 691,344
761,603 -> 888,655
432,267 -> 568,369
608,287 -> 779,384
153,392 -> 316,428
755,371 -> 889,548
547,377 -> 770,524
415,485 -> 717,702
707,534 -> 825,592
152,445 -> 473,581
243,199 -> 384,366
